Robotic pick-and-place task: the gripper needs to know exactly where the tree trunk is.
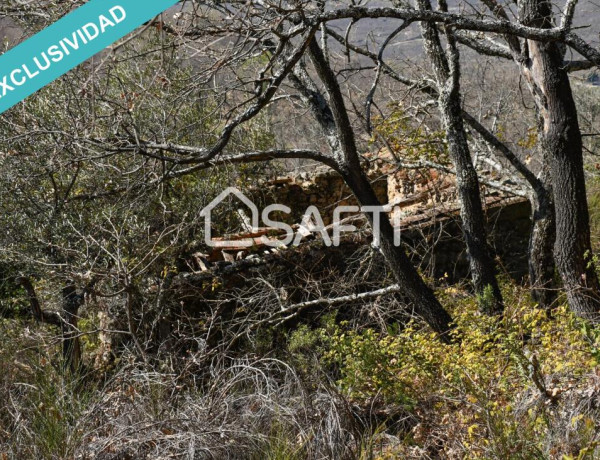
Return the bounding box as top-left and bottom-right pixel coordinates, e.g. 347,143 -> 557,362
61,285 -> 83,373
305,38 -> 455,338
520,0 -> 600,321
440,92 -> 504,314
416,0 -> 503,313
344,167 -> 455,339
528,170 -> 557,309
17,277 -> 83,372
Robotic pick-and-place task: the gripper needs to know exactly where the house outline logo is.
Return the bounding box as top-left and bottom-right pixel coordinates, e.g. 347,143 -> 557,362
200,187 -> 260,248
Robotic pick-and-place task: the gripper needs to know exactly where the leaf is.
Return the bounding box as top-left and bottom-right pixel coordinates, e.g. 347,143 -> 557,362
467,424 -> 479,437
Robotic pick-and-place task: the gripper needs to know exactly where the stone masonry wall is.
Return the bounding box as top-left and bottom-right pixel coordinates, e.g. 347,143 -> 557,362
207,162 -> 532,281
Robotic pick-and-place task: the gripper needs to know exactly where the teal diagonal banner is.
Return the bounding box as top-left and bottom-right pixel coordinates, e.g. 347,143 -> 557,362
0,0 -> 179,114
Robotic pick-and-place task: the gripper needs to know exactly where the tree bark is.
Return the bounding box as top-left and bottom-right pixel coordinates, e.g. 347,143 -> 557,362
322,25 -> 555,308
416,0 -> 503,313
304,38 -> 455,338
528,169 -> 557,309
61,285 -> 83,373
440,91 -> 504,313
17,277 -> 83,372
343,167 -> 455,339
520,0 -> 600,321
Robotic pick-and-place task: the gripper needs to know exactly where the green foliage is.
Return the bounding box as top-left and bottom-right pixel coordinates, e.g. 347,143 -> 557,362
251,422 -> 306,460
288,323 -> 322,354
477,283 -> 498,315
517,126 -> 539,149
371,102 -> 448,163
586,177 -> 600,249
0,320 -> 96,459
0,26 -> 277,321
314,284 -> 600,458
23,368 -> 93,459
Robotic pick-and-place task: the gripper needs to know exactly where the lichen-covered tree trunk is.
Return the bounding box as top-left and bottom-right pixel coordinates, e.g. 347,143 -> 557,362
61,285 -> 83,373
520,0 -> 600,321
305,39 -> 455,338
440,92 -> 503,313
416,0 -> 503,313
343,167 -> 455,338
528,170 -> 557,309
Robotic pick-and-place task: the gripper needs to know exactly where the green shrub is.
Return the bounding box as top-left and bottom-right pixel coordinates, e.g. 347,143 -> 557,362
318,284 -> 600,458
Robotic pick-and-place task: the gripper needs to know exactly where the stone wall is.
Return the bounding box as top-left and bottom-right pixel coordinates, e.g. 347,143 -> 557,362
249,166 -> 388,226
205,162 -> 532,281
401,198 -> 531,282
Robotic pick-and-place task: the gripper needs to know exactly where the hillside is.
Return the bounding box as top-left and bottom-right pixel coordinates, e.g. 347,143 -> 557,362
1,2 -> 600,459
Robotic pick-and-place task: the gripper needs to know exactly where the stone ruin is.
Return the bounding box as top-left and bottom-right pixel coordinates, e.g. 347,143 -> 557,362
93,155 -> 533,364
198,151 -> 531,283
